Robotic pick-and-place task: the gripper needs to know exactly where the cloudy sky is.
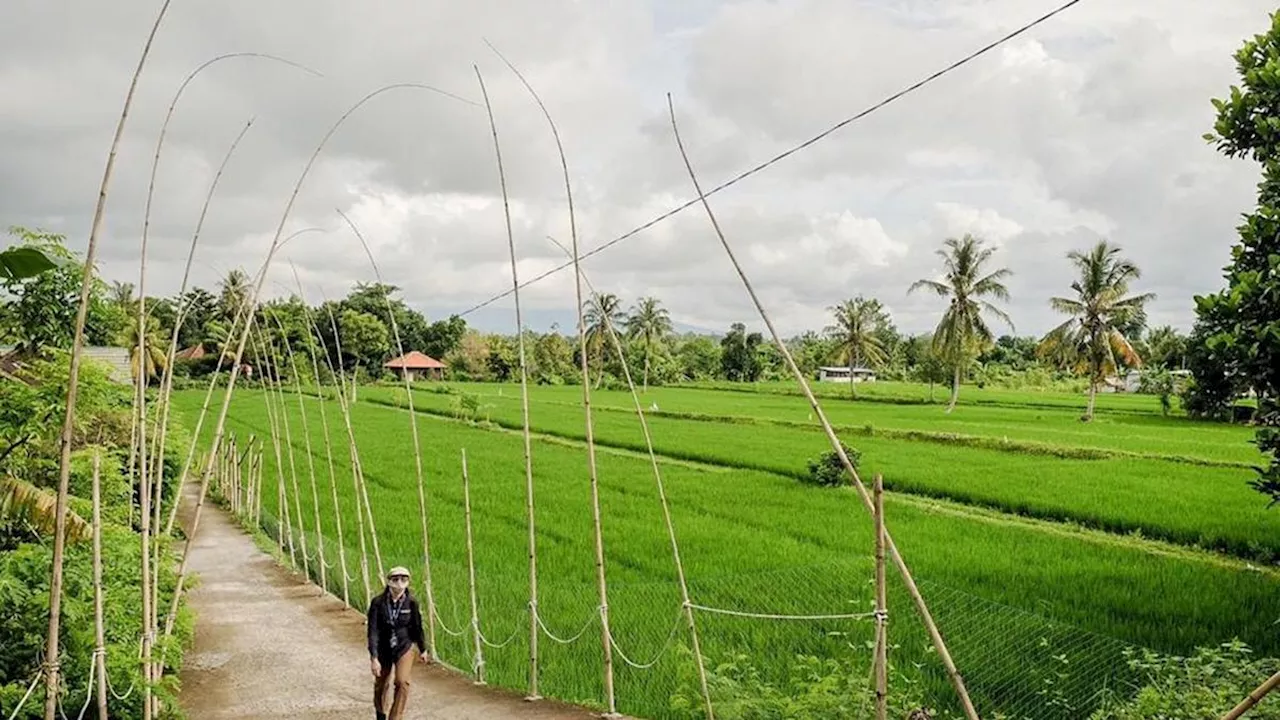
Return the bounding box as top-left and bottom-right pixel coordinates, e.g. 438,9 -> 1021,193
1,0 -> 1272,338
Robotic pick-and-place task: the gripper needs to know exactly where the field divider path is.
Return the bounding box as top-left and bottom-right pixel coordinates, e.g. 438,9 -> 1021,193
175,480 -> 624,720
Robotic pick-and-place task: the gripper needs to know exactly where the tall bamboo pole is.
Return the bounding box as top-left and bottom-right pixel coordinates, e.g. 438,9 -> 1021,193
874,474 -> 887,720
474,66 -> 541,699
336,210 -> 436,659
667,95 -> 980,720
487,43 -> 619,716
292,266 -> 351,607
254,322 -> 299,569
44,6 -> 172,717
91,452 -> 108,720
461,449 -> 485,685
269,310 -> 328,593
544,236 -> 714,718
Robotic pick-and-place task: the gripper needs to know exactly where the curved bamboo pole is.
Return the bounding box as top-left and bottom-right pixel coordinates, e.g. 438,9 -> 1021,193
163,82 -> 472,643
1221,670 -> 1280,720
666,94 -> 980,720
268,308 -> 329,594
474,66 -> 542,700
335,209 -> 437,660
487,43 -> 620,715
162,229 -> 321,537
45,5 -> 172,718
544,237 -> 714,719
291,265 -> 351,607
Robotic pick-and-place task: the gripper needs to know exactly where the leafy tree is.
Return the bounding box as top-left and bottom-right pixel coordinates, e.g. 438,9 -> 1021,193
979,335 -> 1040,370
1190,11 -> 1280,504
584,292 -> 625,388
675,335 -> 721,381
1040,241 -> 1154,421
0,228 -> 120,353
907,333 -> 951,403
908,234 -> 1013,413
720,323 -> 763,382
0,230 -> 57,280
446,331 -> 491,380
625,296 -> 673,393
531,327 -> 575,384
176,287 -> 218,350
337,308 -> 390,377
788,331 -> 835,378
421,315 -> 467,361
824,297 -> 890,399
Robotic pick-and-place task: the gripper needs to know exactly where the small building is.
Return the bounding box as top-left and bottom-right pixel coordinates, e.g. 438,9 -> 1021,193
818,366 -> 877,383
383,351 -> 445,381
0,345 -> 132,384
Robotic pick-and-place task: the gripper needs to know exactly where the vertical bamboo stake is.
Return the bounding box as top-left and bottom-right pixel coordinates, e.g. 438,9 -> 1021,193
461,449 -> 485,685
336,211 -> 436,658
666,94 -> 980,720
544,236 -> 714,719
474,66 -> 541,699
293,267 -> 351,607
269,310 -> 328,595
257,322 -> 302,570
319,299 -> 372,602
487,43 -> 620,716
1221,670 -> 1280,720
267,322 -> 311,580
91,452 -> 108,720
45,5 -> 173,718
323,299 -> 384,583
874,474 -> 887,720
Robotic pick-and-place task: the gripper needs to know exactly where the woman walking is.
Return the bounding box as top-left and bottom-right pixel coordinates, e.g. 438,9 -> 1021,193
367,566 -> 428,720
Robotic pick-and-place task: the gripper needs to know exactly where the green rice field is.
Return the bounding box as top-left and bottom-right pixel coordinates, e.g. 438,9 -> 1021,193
172,381 -> 1280,719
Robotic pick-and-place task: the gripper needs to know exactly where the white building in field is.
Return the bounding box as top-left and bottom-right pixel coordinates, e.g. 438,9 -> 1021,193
818,366 -> 877,383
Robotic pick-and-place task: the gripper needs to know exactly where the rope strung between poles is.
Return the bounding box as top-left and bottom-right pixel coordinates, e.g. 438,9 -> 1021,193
605,608 -> 686,671
688,603 -> 878,622
535,607 -> 599,645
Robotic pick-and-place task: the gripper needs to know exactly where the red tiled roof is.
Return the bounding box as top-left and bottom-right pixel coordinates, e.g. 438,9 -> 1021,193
383,351 -> 445,369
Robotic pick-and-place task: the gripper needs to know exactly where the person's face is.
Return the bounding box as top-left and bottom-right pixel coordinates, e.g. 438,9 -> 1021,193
389,574 -> 409,592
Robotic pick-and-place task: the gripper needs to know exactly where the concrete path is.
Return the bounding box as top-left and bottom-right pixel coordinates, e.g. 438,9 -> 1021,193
176,483 -> 608,719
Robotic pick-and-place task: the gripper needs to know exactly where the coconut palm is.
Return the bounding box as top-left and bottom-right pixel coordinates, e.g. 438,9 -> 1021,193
583,292 -> 625,388
109,280 -> 136,311
824,297 -> 889,399
908,234 -> 1013,413
0,476 -> 91,542
625,296 -> 673,393
217,268 -> 251,325
126,314 -> 168,382
1040,240 -> 1155,421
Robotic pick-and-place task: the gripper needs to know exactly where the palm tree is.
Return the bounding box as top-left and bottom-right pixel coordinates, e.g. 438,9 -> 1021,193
625,296 -> 673,393
109,280 -> 136,311
126,315 -> 168,383
218,268 -> 251,325
908,234 -> 1013,413
1040,240 -> 1155,421
583,292 -> 625,388
0,476 -> 91,542
824,297 -> 889,399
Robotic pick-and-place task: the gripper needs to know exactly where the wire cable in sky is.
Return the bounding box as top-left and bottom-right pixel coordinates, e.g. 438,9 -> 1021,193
458,0 -> 1085,318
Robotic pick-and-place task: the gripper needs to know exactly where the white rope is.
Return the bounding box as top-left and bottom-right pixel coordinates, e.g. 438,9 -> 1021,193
74,650 -> 104,720
433,611 -> 469,638
606,608 -> 684,670
477,617 -> 524,650
105,665 -> 135,701
688,602 -> 876,622
6,670 -> 42,720
535,607 -> 598,645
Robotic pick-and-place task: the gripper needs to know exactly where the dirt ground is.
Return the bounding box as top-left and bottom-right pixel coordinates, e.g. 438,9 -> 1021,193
175,482 -> 616,719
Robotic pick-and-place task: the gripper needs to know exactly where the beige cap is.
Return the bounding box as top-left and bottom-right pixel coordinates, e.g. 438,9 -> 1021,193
387,566 -> 411,579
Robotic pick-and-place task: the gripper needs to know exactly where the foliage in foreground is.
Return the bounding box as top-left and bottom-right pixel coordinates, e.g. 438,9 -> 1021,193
1089,641 -> 1280,720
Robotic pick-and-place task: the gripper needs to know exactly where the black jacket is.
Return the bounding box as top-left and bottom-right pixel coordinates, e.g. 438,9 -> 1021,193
366,589 -> 426,660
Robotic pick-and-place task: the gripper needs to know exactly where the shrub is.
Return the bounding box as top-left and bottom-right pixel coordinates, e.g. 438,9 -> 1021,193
803,442 -> 861,487
1089,641 -> 1280,719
